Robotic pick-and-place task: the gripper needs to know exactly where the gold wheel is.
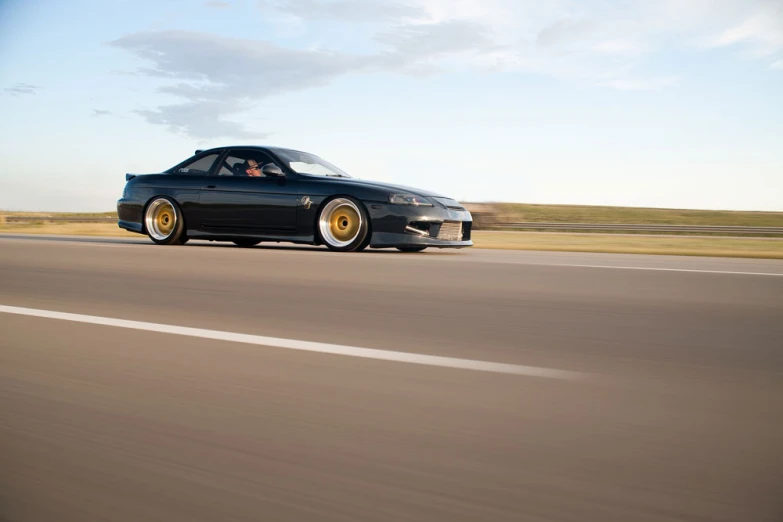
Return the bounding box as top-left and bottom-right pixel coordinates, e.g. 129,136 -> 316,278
145,198 -> 179,242
318,198 -> 366,250
328,205 -> 360,242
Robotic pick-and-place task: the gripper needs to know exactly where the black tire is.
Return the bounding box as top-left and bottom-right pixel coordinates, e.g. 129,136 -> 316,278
144,196 -> 187,245
233,239 -> 261,248
317,197 -> 370,252
396,246 -> 427,253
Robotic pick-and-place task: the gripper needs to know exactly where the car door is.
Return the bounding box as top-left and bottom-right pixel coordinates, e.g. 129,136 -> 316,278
165,151 -> 223,230
197,149 -> 299,234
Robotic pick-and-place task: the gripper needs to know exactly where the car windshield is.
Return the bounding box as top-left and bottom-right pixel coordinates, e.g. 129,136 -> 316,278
270,148 -> 352,178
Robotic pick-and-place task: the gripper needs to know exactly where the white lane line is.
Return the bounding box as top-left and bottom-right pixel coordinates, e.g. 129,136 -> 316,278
0,305 -> 584,380
530,263 -> 783,277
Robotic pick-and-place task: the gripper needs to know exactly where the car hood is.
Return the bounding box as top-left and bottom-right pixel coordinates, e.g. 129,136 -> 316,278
308,176 -> 446,198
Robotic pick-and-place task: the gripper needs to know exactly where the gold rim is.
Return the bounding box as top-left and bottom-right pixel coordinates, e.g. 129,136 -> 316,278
155,207 -> 175,236
328,205 -> 360,242
145,199 -> 177,241
319,198 -> 363,248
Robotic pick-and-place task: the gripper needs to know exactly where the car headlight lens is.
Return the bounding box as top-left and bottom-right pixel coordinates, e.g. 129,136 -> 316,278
388,194 -> 433,206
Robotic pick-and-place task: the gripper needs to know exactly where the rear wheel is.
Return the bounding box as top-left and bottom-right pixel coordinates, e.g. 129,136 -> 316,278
233,239 -> 261,248
318,197 -> 369,252
144,197 -> 187,245
396,246 -> 427,253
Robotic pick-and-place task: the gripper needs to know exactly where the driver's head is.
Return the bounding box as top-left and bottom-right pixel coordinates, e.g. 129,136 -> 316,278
244,159 -> 261,176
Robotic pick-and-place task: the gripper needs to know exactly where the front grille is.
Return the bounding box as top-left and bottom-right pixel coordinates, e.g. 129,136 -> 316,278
438,221 -> 463,241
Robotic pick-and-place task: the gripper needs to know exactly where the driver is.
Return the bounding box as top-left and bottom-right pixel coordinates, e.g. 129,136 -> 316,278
243,159 -> 262,177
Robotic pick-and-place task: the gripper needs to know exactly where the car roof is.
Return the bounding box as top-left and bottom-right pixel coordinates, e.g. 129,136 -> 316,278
194,145 -> 309,155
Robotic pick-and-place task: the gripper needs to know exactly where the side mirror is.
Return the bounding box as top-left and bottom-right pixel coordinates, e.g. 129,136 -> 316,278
262,164 -> 284,177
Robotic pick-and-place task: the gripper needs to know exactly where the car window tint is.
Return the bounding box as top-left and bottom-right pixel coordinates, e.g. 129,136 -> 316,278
177,154 -> 219,175
218,151 -> 275,176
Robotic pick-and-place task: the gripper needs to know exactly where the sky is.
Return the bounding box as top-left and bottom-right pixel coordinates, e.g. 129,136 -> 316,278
0,0 -> 781,212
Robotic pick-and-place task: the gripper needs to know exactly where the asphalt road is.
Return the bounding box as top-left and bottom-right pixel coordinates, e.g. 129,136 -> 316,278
1,235 -> 782,522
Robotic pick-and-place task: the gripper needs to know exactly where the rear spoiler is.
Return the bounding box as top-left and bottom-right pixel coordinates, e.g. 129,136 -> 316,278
126,173 -> 137,181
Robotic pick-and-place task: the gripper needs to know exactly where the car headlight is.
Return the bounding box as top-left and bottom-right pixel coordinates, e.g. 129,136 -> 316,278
388,194 -> 433,206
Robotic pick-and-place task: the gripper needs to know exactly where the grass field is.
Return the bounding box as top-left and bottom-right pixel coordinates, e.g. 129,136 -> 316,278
1,221 -> 782,259
472,231 -> 783,259
0,222 -> 131,237
485,203 -> 783,227
2,211 -> 117,219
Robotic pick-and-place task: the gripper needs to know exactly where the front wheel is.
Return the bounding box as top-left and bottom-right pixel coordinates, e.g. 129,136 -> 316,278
318,197 -> 369,252
144,197 -> 187,245
396,246 -> 427,253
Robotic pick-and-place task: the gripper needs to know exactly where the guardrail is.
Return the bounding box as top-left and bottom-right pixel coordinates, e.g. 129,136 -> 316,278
490,222 -> 783,235
5,216 -> 117,223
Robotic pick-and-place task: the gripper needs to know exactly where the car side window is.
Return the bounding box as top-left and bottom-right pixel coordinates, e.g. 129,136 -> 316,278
218,151 -> 276,177
176,154 -> 219,175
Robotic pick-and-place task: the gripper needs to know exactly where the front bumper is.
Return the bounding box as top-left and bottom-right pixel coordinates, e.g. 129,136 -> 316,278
366,203 -> 473,249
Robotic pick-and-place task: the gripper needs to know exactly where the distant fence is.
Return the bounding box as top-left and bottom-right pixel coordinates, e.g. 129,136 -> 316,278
461,204 -> 783,236
490,223 -> 783,235
4,213 -> 783,237
5,216 -> 116,223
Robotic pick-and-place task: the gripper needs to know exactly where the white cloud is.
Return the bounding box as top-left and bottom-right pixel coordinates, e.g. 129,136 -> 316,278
261,0 -> 424,22
705,2 -> 783,57
596,76 -> 678,91
770,60 -> 783,70
536,17 -> 595,48
2,83 -> 39,96
591,39 -> 649,55
111,31 -> 362,138
111,25 -> 498,138
376,19 -> 495,55
111,0 -> 782,138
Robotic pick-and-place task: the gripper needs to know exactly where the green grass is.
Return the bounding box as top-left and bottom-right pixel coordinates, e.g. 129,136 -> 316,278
0,222 -> 132,237
480,203 -> 783,227
3,211 -> 117,218
472,231 -> 783,259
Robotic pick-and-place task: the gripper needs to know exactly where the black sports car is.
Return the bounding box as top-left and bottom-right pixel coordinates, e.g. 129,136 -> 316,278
117,146 -> 473,252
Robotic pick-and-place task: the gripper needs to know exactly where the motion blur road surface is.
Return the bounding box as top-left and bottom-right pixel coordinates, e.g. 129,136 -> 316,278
1,235 -> 782,522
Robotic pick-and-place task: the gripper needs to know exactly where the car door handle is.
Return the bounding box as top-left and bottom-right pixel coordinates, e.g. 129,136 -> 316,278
206,185 -> 216,189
